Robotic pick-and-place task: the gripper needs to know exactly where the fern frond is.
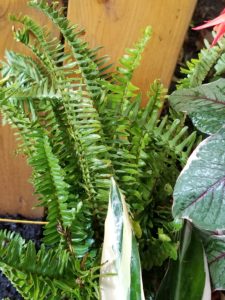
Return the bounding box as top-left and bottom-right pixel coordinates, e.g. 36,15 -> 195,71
0,89 -> 40,156
131,80 -> 166,164
0,230 -> 63,299
62,90 -> 113,220
29,0 -> 108,99
4,82 -> 113,226
91,29 -> 152,213
152,116 -> 197,166
2,51 -> 45,85
2,52 -> 85,200
213,35 -> 225,76
16,0 -> 115,224
9,3 -> 116,227
100,26 -> 151,116
178,36 -> 225,88
0,85 -> 93,254
0,230 -> 99,299
10,14 -> 76,87
106,26 -> 152,112
29,135 -> 74,246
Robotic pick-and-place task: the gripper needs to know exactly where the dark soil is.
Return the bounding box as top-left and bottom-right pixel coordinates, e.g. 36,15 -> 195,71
0,1 -> 225,299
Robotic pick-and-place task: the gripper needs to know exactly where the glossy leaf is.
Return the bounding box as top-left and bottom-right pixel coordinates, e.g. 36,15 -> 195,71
173,127 -> 225,231
156,223 -> 211,300
100,178 -> 144,300
169,78 -> 225,134
203,233 -> 225,290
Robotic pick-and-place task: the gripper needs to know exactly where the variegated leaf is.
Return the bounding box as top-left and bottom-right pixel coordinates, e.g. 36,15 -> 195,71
100,177 -> 144,300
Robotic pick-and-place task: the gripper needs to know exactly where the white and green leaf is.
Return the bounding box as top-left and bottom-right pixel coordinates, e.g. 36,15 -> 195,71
173,127 -> 225,231
169,78 -> 225,134
100,177 -> 144,300
203,233 -> 225,290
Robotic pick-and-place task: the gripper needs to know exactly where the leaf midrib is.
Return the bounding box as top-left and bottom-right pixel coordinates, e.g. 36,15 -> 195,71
209,251 -> 225,265
179,94 -> 225,107
184,176 -> 225,210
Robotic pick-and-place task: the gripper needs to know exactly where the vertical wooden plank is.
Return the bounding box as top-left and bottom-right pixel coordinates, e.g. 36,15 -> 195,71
67,0 -> 197,104
0,0 -> 61,217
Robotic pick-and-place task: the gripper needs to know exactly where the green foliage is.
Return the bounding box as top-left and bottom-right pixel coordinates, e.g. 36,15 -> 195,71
170,78 -> 225,134
203,232 -> 225,290
165,30 -> 225,296
173,126 -> 225,231
0,0 -> 198,298
178,36 -> 225,89
0,230 -> 99,299
156,223 -> 209,300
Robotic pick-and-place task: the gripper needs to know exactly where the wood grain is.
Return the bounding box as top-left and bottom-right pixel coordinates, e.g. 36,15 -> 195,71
67,0 -> 197,104
0,0 -> 61,217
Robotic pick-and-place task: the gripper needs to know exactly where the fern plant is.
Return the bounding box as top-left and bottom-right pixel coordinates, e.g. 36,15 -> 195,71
0,0 -> 198,298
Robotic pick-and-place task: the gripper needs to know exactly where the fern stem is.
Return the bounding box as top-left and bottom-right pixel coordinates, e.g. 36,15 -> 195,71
0,218 -> 48,225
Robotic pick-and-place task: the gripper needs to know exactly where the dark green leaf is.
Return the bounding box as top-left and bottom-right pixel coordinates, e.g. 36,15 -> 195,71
156,223 -> 210,300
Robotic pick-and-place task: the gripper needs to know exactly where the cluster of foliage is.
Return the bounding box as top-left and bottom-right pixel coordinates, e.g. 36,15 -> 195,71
157,34 -> 225,299
0,0 -> 204,299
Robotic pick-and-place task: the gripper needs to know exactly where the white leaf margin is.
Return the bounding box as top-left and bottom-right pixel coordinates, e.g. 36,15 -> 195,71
100,177 -> 145,300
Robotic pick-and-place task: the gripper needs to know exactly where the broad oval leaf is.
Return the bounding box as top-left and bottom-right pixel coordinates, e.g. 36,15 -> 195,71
169,79 -> 225,134
173,127 -> 225,231
156,222 -> 211,300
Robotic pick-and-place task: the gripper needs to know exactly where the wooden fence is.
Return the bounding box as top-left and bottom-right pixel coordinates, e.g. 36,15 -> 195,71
0,0 -> 197,217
